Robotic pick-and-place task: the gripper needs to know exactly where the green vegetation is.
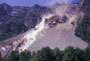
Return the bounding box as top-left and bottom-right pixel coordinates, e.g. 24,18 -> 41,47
1,0 -> 90,61
75,15 -> 90,43
0,47 -> 90,61
0,21 -> 28,41
75,0 -> 90,44
75,0 -> 90,60
0,4 -> 51,41
81,0 -> 90,14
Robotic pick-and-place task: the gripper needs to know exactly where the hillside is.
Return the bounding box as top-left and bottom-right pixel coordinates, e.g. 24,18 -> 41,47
0,3 -> 52,41
75,0 -> 90,44
0,1 -> 90,60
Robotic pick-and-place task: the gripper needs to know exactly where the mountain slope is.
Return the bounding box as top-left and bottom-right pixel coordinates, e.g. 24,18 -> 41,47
0,4 -> 52,41
0,0 -> 89,57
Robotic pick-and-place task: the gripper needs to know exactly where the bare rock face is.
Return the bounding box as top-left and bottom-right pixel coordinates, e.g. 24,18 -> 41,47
61,15 -> 68,23
45,15 -> 68,28
45,15 -> 60,28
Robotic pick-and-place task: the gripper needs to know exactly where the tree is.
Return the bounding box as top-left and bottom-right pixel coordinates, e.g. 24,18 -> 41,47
85,47 -> 90,61
62,47 -> 75,61
19,50 -> 31,61
8,51 -> 19,61
31,47 -> 55,61
1,47 -> 89,61
62,47 -> 85,61
74,48 -> 85,61
53,48 -> 62,61
0,52 -> 2,61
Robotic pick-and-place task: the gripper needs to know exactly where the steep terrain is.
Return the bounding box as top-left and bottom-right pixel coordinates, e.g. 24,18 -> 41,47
75,0 -> 90,44
0,0 -> 88,57
0,3 -> 52,41
28,3 -> 88,52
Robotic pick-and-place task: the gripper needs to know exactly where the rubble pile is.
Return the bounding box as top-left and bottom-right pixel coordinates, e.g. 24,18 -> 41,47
45,15 -> 68,28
